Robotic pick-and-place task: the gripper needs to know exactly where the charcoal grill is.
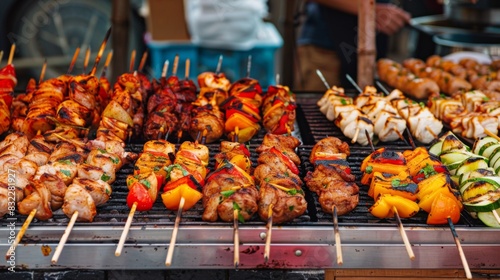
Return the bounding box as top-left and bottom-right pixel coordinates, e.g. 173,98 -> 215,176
1,94 -> 499,270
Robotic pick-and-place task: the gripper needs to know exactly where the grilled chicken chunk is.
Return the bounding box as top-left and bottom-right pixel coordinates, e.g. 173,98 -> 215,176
62,184 -> 97,222
256,134 -> 301,165
305,164 -> 359,215
17,180 -> 53,221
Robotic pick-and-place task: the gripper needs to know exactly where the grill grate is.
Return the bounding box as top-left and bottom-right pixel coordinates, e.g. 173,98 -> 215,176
0,94 -> 485,228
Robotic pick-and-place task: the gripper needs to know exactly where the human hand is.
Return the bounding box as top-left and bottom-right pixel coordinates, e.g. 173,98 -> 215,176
375,3 -> 411,36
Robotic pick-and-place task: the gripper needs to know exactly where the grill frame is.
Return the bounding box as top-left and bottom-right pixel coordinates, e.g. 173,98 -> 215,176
0,93 -> 498,270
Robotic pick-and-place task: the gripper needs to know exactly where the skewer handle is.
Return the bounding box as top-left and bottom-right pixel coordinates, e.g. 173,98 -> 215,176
393,206 -> 415,260
233,209 -> 240,269
165,196 -> 185,266
5,209 -> 36,259
7,43 -> 15,65
332,206 -> 343,265
315,69 -> 330,90
51,211 -> 78,264
115,202 -> 137,257
264,204 -> 273,263
448,218 -> 472,279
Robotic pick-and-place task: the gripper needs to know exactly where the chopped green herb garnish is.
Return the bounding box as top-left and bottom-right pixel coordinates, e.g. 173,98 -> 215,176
60,169 -> 71,177
421,163 -> 437,177
340,98 -> 347,105
101,174 -> 111,182
57,159 -> 72,165
289,205 -> 295,211
419,102 -> 425,108
365,166 -> 373,174
233,202 -> 245,223
105,188 -> 110,195
221,190 -> 236,198
97,148 -> 107,154
287,189 -> 298,195
140,179 -> 151,189
391,178 -> 401,187
284,171 -> 290,177
264,177 -> 270,183
111,157 -> 120,164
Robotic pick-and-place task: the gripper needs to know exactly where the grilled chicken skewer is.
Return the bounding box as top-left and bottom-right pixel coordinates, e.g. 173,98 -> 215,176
164,138 -> 208,266
0,44 -> 17,135
253,134 -> 306,262
317,86 -> 374,145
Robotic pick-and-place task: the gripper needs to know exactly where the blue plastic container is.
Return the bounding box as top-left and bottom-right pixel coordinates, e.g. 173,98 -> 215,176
147,40 -> 198,79
147,23 -> 283,88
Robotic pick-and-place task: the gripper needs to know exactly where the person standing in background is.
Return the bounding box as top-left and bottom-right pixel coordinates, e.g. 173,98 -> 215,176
295,0 -> 411,91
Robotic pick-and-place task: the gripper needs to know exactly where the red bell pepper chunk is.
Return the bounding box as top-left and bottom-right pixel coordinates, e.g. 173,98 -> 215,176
127,182 -> 155,211
272,114 -> 290,135
269,147 -> 299,175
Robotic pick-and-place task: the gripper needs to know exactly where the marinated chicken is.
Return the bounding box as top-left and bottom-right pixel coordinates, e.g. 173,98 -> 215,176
255,134 -> 307,224
305,137 -> 359,215
203,142 -> 258,222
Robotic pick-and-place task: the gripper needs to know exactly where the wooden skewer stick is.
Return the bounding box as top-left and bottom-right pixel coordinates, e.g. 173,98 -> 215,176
332,205 -> 343,265
275,73 -> 280,85
115,202 -> 137,257
392,127 -> 410,147
138,51 -> 148,72
246,55 -> 252,78
129,50 -> 136,73
5,209 -> 36,260
233,209 -> 240,269
393,206 -> 415,260
492,209 -> 500,224
346,73 -> 362,93
158,126 -> 165,141
484,128 -> 500,141
234,126 -> 239,143
448,217 -> 472,279
51,211 -> 78,264
166,196 -> 185,266
425,126 -> 438,139
161,60 -> 169,78
316,69 -> 331,90
0,50 -> 4,64
100,51 -> 113,78
185,59 -> 190,79
216,55 -> 223,74
365,129 -> 375,151
177,130 -> 183,144
7,44 -> 15,65
405,127 -> 416,150
172,54 -> 179,76
39,59 -> 47,84
90,27 -> 112,76
375,80 -> 390,95
201,129 -> 208,145
264,203 -> 273,263
351,127 -> 360,144
67,47 -> 81,75
83,47 -> 91,74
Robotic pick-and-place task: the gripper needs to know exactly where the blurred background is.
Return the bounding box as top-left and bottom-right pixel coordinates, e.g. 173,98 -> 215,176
1,0 -> 499,91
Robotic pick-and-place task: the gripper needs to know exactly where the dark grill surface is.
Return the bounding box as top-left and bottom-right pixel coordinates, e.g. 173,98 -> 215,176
1,94 -> 484,228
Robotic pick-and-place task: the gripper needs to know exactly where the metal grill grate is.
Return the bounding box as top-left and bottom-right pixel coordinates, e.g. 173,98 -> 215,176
0,94 -> 485,228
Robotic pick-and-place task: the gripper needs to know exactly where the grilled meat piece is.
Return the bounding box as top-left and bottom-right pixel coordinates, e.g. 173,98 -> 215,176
189,104 -> 225,144
310,137 -> 350,163
256,134 -> 301,165
304,164 -> 359,215
257,180 -> 307,224
62,184 -> 97,222
39,173 -> 67,211
17,179 -> 53,220
202,171 -> 257,222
